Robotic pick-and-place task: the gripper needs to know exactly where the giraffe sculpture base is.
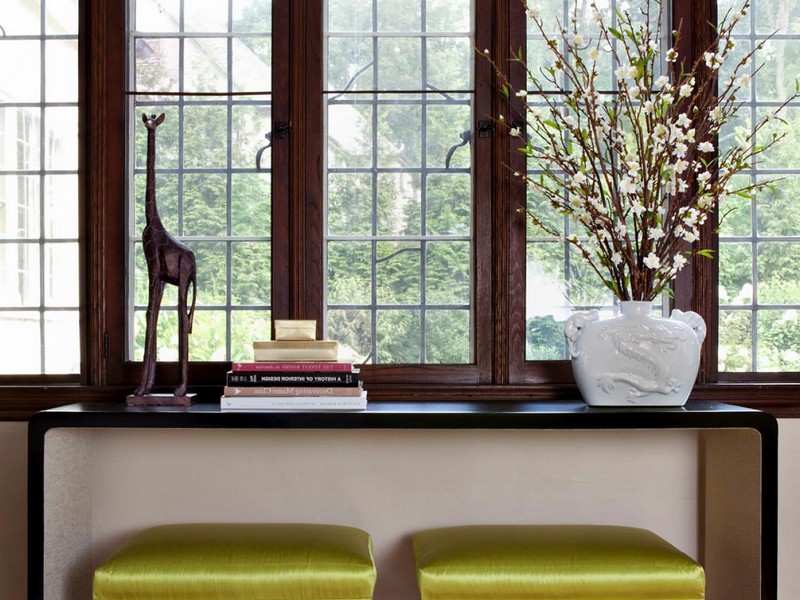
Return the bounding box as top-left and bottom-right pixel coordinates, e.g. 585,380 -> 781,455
126,393 -> 196,407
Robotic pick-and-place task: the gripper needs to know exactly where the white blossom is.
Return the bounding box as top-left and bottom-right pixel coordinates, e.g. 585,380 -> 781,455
698,141 -> 715,153
666,48 -> 679,62
619,177 -> 637,195
509,127 -> 522,137
611,252 -> 623,266
673,143 -> 688,158
704,51 -> 723,69
679,83 -> 693,98
643,253 -> 661,269
675,113 -> 691,128
655,75 -> 670,89
648,227 -> 666,240
673,159 -> 689,174
588,47 -> 601,60
673,254 -> 688,270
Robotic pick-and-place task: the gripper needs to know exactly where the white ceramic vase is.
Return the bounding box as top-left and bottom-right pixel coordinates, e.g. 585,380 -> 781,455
564,301 -> 706,407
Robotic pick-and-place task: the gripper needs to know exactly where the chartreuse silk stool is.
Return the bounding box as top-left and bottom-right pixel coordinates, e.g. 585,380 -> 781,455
413,524 -> 705,600
92,523 -> 377,600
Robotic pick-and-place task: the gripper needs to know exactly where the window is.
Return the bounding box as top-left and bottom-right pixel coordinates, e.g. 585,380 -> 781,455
717,0 -> 800,374
0,0 -> 80,376
323,0 -> 476,363
522,0 -> 668,361
2,0 -> 800,415
127,0 -> 273,362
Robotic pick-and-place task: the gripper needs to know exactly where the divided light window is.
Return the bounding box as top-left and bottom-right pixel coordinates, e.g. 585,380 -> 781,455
323,0 -> 476,364
523,0 -> 668,361
717,0 -> 800,373
0,0 -> 80,375
127,0 -> 273,362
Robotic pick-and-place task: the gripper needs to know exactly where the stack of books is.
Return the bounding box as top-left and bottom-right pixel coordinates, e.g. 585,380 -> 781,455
220,361 -> 366,411
221,320 -> 367,411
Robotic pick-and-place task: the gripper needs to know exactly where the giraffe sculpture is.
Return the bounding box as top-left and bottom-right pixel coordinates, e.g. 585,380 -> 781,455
130,113 -> 197,403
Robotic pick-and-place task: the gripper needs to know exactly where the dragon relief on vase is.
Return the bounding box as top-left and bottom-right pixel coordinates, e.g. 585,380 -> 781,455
595,322 -> 686,398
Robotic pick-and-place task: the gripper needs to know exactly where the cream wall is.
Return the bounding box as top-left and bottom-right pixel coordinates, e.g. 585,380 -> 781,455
1,419 -> 798,600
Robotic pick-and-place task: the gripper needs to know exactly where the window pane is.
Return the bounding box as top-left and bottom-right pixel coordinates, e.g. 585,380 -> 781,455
45,40 -> 79,103
525,0 -> 636,360
44,243 -> 79,307
324,0 -> 475,364
0,42 -> 40,102
524,0 -> 666,358
44,311 -> 80,373
0,0 -> 80,374
718,0 -> 800,372
0,312 -> 41,374
128,0 -> 273,363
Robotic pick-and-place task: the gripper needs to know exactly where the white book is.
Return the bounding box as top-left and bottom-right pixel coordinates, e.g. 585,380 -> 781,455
221,391 -> 367,411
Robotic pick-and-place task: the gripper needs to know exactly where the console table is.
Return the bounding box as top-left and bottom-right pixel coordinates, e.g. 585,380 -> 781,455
28,400 -> 777,600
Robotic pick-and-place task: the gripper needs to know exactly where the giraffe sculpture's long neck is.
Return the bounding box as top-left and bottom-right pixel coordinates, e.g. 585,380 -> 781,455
145,126 -> 160,226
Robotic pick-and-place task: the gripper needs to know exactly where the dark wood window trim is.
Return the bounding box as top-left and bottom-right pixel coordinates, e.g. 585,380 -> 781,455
2,0 -> 800,421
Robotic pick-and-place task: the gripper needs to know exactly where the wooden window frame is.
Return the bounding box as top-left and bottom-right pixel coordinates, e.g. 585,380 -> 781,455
2,0 -> 800,420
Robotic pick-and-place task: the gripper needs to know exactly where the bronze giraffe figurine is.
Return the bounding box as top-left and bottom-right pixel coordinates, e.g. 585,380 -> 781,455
133,113 -> 197,399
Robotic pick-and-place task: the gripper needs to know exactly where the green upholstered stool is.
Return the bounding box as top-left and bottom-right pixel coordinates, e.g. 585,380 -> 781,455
93,523 -> 377,600
413,524 -> 705,600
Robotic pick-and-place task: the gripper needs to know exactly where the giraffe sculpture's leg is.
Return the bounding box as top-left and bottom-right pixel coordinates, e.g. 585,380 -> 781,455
134,279 -> 165,396
175,268 -> 191,397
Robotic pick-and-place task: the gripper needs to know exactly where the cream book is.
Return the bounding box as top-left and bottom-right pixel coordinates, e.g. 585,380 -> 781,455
253,340 -> 339,362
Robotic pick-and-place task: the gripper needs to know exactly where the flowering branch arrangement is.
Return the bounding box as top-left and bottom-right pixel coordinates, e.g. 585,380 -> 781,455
487,0 -> 798,302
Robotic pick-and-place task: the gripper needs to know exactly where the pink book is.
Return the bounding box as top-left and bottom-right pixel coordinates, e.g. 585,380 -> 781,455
231,361 -> 353,373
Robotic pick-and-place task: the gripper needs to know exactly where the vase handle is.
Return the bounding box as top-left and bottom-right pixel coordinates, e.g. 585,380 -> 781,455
564,311 -> 599,358
671,309 -> 707,344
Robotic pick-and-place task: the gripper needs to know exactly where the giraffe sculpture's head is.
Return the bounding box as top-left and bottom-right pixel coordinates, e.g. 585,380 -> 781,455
142,113 -> 166,130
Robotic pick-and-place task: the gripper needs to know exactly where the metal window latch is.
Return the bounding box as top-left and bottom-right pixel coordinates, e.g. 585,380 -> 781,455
255,121 -> 291,171
477,120 -> 495,138
445,129 -> 472,169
